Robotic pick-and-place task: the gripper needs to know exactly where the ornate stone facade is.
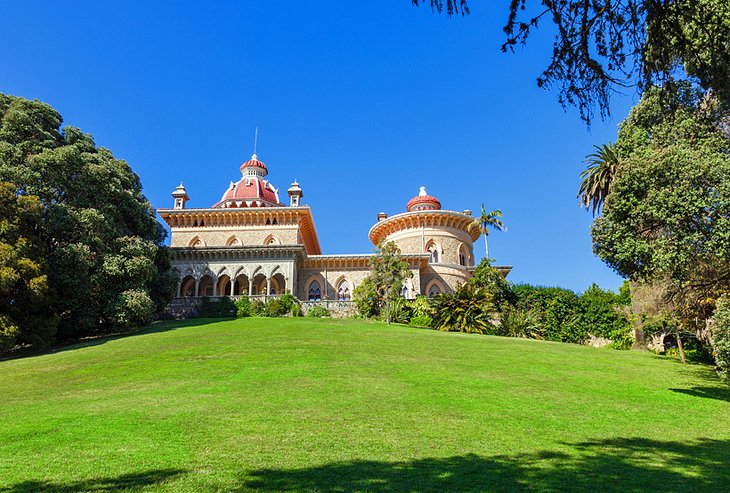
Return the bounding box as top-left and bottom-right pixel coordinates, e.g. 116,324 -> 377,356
158,155 -> 511,306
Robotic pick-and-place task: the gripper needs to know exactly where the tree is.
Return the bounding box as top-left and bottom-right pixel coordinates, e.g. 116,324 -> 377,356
0,182 -> 58,350
591,85 -> 730,363
578,142 -> 621,216
470,258 -> 515,309
413,1 -> 730,124
475,204 -> 506,262
0,93 -> 175,343
368,241 -> 412,325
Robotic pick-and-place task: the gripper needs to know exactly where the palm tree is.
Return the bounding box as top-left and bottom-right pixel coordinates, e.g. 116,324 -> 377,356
476,204 -> 506,262
578,142 -> 621,216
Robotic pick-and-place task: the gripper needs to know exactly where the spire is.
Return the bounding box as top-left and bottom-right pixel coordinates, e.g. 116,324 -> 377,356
419,186 -> 428,197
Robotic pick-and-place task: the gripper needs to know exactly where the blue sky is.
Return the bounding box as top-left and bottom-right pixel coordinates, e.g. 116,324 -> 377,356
0,1 -> 639,293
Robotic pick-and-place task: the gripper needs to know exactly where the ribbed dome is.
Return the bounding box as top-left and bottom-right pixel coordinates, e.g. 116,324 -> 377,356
407,186 -> 441,212
239,153 -> 267,173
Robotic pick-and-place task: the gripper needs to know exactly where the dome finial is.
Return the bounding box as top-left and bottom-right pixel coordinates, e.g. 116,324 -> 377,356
252,126 -> 259,159
419,186 -> 427,197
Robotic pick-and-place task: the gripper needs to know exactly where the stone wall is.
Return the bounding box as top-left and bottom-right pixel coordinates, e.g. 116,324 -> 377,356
300,301 -> 357,318
171,225 -> 300,248
296,268 -> 370,300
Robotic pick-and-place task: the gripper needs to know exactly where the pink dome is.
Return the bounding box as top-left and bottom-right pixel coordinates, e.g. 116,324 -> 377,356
239,153 -> 267,173
407,186 -> 441,212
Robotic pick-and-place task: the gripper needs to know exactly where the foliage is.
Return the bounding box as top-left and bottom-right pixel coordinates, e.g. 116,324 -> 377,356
367,241 -> 412,324
576,284 -> 632,342
109,289 -> 156,328
385,297 -> 411,324
416,1 -> 730,124
499,308 -> 543,340
251,299 -> 267,317
198,296 -> 236,318
265,293 -> 300,317
0,181 -> 57,349
291,303 -> 302,317
353,277 -> 380,318
470,258 -> 515,309
0,94 -> 175,344
578,142 -> 621,216
592,86 -> 730,364
235,296 -> 254,318
475,204 -> 506,261
710,295 -> 730,383
306,305 -> 331,318
431,284 -> 496,334
409,315 -> 433,328
512,284 -> 584,343
409,295 -> 433,318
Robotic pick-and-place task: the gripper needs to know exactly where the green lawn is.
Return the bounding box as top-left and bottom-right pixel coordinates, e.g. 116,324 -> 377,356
0,318 -> 728,492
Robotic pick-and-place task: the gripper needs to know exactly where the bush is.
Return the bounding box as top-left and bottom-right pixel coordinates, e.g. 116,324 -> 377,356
512,284 -> 583,342
710,295 -> 730,382
353,277 -> 379,318
307,305 -> 331,318
470,259 -> 516,309
409,315 -> 433,328
0,314 -> 20,352
431,284 -> 496,334
291,303 -> 302,317
110,289 -> 156,328
385,296 -> 411,324
198,296 -> 236,318
499,308 -> 543,339
251,299 -> 267,317
235,296 -> 253,317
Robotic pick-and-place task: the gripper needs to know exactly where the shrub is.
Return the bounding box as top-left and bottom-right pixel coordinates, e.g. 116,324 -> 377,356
710,295 -> 730,382
235,296 -> 253,317
251,299 -> 267,317
499,308 -> 543,339
198,296 -> 236,318
409,315 -> 433,328
265,297 -> 289,317
0,315 -> 20,352
386,296 -> 412,324
291,303 -> 302,317
307,305 -> 331,318
470,259 -> 516,309
353,277 -> 379,318
577,284 -> 632,346
512,284 -> 583,342
431,284 -> 496,334
409,295 -> 433,318
110,289 -> 156,328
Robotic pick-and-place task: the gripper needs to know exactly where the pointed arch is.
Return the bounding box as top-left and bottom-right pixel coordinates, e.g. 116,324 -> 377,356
425,279 -> 445,299
264,234 -> 280,246
305,275 -> 325,302
335,276 -> 352,301
458,242 -> 471,267
425,239 -> 441,264
189,236 -> 205,248
226,235 -> 241,247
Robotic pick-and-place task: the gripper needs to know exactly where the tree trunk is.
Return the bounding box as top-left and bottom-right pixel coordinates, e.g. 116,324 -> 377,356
484,233 -> 489,262
386,292 -> 390,326
676,327 -> 686,365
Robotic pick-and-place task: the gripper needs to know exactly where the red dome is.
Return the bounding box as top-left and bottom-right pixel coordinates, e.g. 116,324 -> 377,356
407,187 -> 441,212
239,153 -> 267,172
214,177 -> 281,207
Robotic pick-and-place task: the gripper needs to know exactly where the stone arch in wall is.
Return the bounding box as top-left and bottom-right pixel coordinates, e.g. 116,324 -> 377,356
180,275 -> 196,297
263,234 -> 280,246
425,279 -> 446,299
304,275 -> 325,301
334,276 -> 352,301
401,278 -> 415,299
425,239 -> 442,264
457,242 -> 471,267
189,236 -> 206,248
226,235 -> 241,246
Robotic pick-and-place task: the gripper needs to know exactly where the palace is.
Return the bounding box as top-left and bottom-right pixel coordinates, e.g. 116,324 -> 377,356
159,152 -> 510,312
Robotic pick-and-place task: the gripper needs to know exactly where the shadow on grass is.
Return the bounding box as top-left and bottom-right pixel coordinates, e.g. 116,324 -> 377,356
239,437 -> 730,492
669,386 -> 730,402
1,468 -> 186,492
0,317 -> 227,363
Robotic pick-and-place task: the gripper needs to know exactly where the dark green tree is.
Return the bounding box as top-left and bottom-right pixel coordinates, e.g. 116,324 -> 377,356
431,283 -> 496,334
592,85 -> 730,363
413,1 -> 730,123
470,258 -> 515,309
0,94 -> 175,341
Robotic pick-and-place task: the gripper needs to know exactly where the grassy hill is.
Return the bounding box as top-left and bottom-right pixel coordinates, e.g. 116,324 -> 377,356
0,318 -> 728,492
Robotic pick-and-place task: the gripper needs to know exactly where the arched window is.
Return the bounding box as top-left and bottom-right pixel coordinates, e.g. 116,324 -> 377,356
337,280 -> 351,301
401,285 -> 409,298
308,281 -> 322,302
428,284 -> 441,299
429,248 -> 439,264
458,244 -> 469,266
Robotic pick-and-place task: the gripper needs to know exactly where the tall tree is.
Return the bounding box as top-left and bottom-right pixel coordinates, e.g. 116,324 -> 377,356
592,85 -> 730,364
578,142 -> 621,216
413,1 -> 730,123
0,94 -> 175,343
475,204 -> 506,262
368,241 -> 412,325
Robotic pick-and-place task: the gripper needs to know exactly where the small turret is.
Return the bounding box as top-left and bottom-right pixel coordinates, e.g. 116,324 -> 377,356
287,179 -> 303,207
172,183 -> 189,210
